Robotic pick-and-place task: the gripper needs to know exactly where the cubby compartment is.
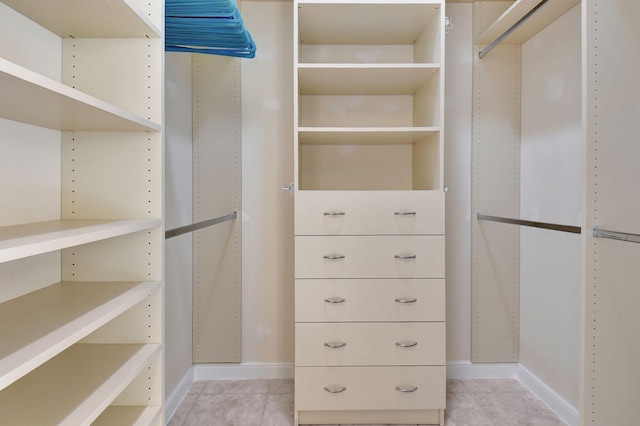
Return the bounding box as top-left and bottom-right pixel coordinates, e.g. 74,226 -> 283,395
297,2 -> 441,64
299,132 -> 440,190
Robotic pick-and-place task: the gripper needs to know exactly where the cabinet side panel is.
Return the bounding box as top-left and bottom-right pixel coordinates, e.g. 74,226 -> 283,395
192,54 -> 242,363
582,0 -> 640,423
62,39 -> 162,124
472,3 -> 521,362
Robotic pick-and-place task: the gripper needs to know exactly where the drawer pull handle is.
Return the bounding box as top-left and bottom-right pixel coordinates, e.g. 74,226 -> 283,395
324,341 -> 347,349
395,386 -> 418,393
394,211 -> 417,216
323,254 -> 346,260
323,211 -> 346,216
324,297 -> 346,304
395,340 -> 418,348
394,254 -> 417,260
395,297 -> 418,304
324,386 -> 347,394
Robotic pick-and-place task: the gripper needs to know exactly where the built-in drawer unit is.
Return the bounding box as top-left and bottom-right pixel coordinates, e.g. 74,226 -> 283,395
295,322 -> 445,367
295,366 -> 446,411
294,235 -> 445,279
295,190 -> 444,235
295,279 -> 445,322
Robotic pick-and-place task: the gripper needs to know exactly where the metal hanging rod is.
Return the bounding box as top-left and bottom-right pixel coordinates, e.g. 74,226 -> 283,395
478,0 -> 550,59
477,213 -> 581,234
593,227 -> 640,244
165,212 -> 237,239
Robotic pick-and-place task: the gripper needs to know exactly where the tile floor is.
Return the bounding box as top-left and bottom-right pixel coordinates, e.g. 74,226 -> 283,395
168,378 -> 567,426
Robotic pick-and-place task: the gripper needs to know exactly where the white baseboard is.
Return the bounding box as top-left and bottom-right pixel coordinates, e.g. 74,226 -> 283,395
165,366 -> 195,424
517,364 -> 579,426
194,362 -> 295,381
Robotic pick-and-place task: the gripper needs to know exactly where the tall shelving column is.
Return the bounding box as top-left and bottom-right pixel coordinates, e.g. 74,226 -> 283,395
293,1 -> 446,425
0,1 -> 164,425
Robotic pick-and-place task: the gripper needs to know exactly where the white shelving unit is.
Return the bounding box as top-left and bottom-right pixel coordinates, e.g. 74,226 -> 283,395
293,0 -> 446,424
0,0 -> 164,424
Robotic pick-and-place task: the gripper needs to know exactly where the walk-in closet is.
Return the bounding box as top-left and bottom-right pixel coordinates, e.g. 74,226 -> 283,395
1,0 -> 638,425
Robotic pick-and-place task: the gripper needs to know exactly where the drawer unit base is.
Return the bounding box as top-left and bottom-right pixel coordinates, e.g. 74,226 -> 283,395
296,408 -> 444,425
295,366 -> 445,411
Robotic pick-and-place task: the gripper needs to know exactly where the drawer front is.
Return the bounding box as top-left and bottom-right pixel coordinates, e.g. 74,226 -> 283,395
295,366 -> 446,411
295,236 -> 445,279
295,190 -> 444,236
295,322 -> 445,367
295,279 -> 445,322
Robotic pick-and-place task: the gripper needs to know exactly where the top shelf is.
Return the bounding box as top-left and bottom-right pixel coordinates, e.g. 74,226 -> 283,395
476,0 -> 580,46
1,0 -> 161,38
298,2 -> 440,45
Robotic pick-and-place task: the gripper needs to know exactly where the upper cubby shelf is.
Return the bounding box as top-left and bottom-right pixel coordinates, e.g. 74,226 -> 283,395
298,64 -> 439,95
476,0 -> 580,46
0,281 -> 160,392
0,219 -> 161,264
299,127 -> 439,145
298,2 -> 440,45
1,0 -> 160,38
0,58 -> 161,132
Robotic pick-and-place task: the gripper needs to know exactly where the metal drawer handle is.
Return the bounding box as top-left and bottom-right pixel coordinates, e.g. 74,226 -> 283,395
394,254 -> 417,260
324,341 -> 347,349
395,340 -> 418,348
395,386 -> 418,393
394,211 -> 417,216
324,297 -> 346,304
323,254 -> 346,260
395,297 -> 418,304
324,386 -> 347,394
323,211 -> 346,216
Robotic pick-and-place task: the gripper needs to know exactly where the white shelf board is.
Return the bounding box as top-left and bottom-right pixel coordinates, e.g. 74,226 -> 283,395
298,127 -> 439,145
93,406 -> 162,426
298,64 -> 439,95
0,58 -> 161,131
1,0 -> 160,38
298,2 -> 440,45
0,218 -> 162,264
0,281 -> 161,391
476,0 -> 580,45
0,343 -> 160,426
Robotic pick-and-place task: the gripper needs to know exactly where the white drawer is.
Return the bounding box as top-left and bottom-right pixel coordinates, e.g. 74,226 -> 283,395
295,279 -> 445,322
295,190 -> 444,236
294,235 -> 445,279
295,366 -> 446,411
295,322 -> 445,367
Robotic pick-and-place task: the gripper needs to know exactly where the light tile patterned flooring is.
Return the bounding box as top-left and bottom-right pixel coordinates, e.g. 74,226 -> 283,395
168,378 -> 567,426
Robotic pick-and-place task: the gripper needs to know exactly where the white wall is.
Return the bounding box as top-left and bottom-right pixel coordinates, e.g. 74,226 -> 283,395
240,1 -> 295,363
444,3 -> 474,363
164,52 -> 194,397
520,5 -> 581,408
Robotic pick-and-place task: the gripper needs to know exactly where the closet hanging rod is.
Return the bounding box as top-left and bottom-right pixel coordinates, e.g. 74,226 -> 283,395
478,0 -> 549,59
165,212 -> 237,239
593,227 -> 640,244
477,213 -> 581,234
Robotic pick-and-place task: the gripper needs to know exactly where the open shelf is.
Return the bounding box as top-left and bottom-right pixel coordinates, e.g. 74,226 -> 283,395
93,406 -> 162,426
0,219 -> 161,263
1,0 -> 160,38
298,64 -> 439,95
476,0 -> 580,45
0,58 -> 161,132
0,343 -> 160,426
0,281 -> 160,391
299,127 -> 439,145
298,2 -> 440,45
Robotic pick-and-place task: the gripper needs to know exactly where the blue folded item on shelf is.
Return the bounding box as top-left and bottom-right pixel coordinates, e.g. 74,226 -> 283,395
165,0 -> 256,58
